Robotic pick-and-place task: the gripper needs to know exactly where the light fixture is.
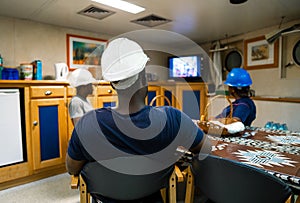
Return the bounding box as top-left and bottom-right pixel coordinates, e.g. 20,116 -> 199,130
230,0 -> 248,4
209,46 -> 229,53
91,0 -> 145,14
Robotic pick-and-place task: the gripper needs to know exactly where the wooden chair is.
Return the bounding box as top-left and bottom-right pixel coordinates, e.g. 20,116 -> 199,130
71,163 -> 194,203
191,154 -> 294,203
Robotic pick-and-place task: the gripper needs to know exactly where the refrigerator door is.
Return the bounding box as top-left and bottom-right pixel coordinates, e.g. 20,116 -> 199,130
0,89 -> 23,166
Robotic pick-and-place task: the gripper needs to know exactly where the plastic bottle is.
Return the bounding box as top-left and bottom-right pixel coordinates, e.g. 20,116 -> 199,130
0,54 -> 3,79
35,60 -> 42,80
32,60 -> 43,80
0,54 -> 3,66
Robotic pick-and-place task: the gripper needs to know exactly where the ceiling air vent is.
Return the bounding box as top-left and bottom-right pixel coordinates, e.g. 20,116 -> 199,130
131,14 -> 171,27
78,5 -> 115,20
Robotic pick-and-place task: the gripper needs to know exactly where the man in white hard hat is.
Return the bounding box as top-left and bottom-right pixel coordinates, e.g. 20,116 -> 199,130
67,68 -> 96,125
66,38 -> 206,202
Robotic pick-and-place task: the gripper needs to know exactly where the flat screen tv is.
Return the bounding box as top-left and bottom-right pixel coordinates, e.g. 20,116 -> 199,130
168,55 -> 203,82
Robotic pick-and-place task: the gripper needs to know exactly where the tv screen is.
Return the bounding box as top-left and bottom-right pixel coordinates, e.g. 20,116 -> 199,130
168,55 -> 202,82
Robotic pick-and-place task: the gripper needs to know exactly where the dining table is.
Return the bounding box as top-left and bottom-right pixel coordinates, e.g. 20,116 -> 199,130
207,126 -> 300,192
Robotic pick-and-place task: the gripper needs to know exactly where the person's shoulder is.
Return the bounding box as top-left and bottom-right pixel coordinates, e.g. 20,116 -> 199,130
94,107 -> 112,115
76,108 -> 100,125
241,97 -> 255,104
237,97 -> 252,102
69,96 -> 81,107
156,105 -> 180,112
155,106 -> 183,116
79,107 -> 109,116
70,96 -> 83,103
237,97 -> 256,108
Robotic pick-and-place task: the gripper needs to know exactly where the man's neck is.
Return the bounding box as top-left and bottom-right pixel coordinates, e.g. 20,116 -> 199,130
114,95 -> 146,115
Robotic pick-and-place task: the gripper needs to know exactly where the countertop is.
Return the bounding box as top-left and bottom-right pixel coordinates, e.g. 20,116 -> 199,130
0,80 -> 299,103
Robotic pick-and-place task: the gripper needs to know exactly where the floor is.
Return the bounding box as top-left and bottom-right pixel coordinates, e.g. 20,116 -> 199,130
0,172 -> 205,203
0,173 -> 80,203
0,171 -> 297,203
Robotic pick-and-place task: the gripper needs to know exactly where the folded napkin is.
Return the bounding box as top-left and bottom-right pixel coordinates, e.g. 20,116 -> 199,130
209,120 -> 245,134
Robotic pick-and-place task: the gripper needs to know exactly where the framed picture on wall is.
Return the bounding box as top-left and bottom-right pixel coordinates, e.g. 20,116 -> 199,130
244,36 -> 279,70
66,34 -> 107,70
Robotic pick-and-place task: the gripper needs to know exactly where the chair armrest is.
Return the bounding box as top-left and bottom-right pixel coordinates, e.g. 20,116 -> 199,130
174,165 -> 184,182
71,175 -> 79,189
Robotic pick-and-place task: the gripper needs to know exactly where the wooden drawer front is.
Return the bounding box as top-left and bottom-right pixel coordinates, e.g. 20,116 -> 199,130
30,86 -> 65,98
67,86 -> 76,97
97,86 -> 116,95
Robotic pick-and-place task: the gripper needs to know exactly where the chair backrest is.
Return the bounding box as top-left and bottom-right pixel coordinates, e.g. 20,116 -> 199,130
191,155 -> 292,203
81,162 -> 173,200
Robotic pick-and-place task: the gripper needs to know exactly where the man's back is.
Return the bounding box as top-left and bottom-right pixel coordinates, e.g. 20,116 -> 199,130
68,105 -> 203,163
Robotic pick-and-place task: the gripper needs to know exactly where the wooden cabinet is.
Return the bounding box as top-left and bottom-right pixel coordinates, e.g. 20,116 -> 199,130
0,81 -> 207,189
175,83 -> 207,120
148,82 -> 207,119
160,84 -> 177,107
147,83 -> 177,106
30,86 -> 67,170
97,85 -> 117,108
147,85 -> 161,106
30,86 -> 65,98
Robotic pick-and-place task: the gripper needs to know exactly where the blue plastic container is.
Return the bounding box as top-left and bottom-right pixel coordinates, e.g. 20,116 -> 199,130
0,66 -> 3,79
278,123 -> 288,131
264,121 -> 273,129
271,123 -> 280,130
1,68 -> 19,80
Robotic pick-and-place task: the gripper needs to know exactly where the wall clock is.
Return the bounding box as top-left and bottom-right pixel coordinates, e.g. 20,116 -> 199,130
292,39 -> 300,66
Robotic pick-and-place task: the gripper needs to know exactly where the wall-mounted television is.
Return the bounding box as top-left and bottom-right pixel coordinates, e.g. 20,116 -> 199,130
168,55 -> 203,82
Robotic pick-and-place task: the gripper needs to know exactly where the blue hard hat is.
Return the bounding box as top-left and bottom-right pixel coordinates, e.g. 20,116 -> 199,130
224,68 -> 252,87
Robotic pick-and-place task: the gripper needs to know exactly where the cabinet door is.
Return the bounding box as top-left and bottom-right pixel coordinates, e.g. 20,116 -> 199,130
67,98 -> 74,141
97,85 -> 117,108
176,83 -> 206,120
147,86 -> 161,106
97,96 -> 118,108
31,98 -> 67,170
161,85 -> 176,107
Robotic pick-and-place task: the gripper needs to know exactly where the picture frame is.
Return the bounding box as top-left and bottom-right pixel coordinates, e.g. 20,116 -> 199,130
244,36 -> 279,70
66,34 -> 107,70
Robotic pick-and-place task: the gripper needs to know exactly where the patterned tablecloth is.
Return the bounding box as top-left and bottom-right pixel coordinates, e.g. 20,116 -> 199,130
208,127 -> 300,190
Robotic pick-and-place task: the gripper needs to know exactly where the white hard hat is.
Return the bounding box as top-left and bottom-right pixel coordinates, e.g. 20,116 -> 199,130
101,38 -> 149,82
67,68 -> 96,87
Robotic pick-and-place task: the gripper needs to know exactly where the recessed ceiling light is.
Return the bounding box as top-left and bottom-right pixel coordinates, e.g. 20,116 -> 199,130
91,0 -> 145,14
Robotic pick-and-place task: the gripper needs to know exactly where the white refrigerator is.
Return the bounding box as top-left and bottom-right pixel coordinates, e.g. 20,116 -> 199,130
0,89 -> 23,166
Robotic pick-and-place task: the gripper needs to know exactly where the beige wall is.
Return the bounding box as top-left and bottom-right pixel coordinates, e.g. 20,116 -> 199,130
0,16 -> 110,77
203,19 -> 300,98
0,15 -> 299,97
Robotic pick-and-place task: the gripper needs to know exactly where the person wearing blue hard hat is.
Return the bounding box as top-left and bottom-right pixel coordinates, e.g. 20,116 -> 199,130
216,68 -> 256,126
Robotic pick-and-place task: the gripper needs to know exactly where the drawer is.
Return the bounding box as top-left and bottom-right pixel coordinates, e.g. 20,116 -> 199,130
30,86 -> 65,98
97,85 -> 116,96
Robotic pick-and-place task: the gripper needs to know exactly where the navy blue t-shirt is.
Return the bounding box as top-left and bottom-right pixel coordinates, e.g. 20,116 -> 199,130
216,97 -> 256,126
68,106 -> 204,162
